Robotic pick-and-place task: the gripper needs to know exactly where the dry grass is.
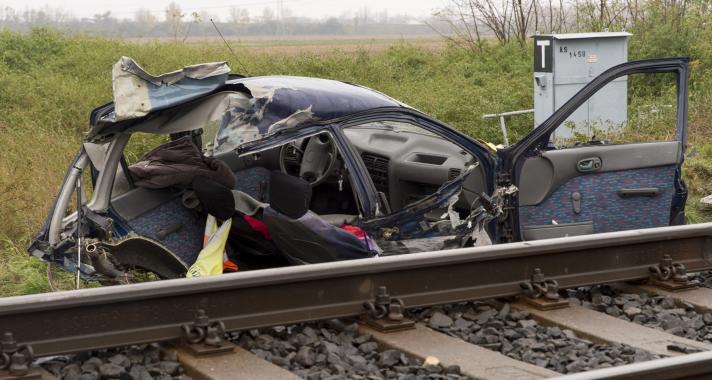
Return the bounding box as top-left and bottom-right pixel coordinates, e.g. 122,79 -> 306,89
1,29 -> 712,296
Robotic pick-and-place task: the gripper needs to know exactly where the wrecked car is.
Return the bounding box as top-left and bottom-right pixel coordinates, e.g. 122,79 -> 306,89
29,56 -> 690,282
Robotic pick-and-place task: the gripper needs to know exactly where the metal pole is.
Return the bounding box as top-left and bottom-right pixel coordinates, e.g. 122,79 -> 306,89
482,109 -> 534,147
499,116 -> 509,146
75,176 -> 82,289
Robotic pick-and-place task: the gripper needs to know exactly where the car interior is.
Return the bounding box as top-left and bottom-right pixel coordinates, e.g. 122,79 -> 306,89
105,119 -> 489,274
108,131 -> 364,271
342,121 -> 487,219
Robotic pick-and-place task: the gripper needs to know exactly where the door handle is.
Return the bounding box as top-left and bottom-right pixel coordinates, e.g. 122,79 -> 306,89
618,188 -> 659,198
577,157 -> 602,173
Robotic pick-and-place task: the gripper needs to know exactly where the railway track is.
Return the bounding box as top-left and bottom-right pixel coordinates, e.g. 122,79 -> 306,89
3,223 -> 712,379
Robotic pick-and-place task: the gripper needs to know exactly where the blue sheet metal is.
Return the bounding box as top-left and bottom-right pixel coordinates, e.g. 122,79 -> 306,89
213,76 -> 403,152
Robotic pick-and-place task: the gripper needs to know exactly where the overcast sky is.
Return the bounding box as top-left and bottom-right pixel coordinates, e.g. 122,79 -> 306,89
2,0 -> 447,20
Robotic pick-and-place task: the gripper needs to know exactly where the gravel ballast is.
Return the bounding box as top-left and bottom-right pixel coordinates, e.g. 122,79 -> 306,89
232,319 -> 470,380
567,285 -> 712,345
407,301 -> 659,374
39,343 -> 189,380
689,271 -> 712,288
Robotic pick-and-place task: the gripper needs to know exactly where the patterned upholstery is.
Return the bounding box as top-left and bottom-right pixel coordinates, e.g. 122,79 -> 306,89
519,165 -> 676,233
125,167 -> 271,266
234,166 -> 272,202
128,198 -> 204,265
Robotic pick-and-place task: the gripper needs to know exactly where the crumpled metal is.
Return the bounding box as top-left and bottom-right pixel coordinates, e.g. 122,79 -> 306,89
112,56 -> 231,121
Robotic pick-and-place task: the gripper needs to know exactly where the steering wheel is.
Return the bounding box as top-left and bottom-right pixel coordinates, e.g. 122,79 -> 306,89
279,133 -> 338,187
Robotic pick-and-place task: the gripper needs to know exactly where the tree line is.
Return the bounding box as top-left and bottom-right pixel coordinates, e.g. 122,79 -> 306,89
0,2 -> 440,39
432,0 -> 711,52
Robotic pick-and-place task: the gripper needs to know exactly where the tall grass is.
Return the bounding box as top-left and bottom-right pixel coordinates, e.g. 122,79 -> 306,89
1,27 -> 712,296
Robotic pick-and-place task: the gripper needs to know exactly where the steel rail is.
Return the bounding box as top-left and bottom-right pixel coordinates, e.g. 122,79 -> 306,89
550,350 -> 712,380
1,223 -> 712,357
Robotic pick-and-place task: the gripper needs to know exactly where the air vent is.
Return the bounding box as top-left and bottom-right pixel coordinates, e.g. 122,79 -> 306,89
448,168 -> 462,180
361,152 -> 389,192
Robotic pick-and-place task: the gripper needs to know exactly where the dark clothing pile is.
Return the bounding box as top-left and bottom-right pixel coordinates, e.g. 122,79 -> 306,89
127,137 -> 375,267
128,136 -> 235,190
263,171 -> 375,264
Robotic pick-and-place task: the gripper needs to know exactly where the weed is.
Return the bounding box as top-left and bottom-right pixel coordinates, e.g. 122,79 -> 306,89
1,30 -> 712,296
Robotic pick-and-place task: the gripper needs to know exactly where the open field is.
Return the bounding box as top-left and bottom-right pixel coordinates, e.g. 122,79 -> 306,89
1,28 -> 712,297
128,35 -> 447,55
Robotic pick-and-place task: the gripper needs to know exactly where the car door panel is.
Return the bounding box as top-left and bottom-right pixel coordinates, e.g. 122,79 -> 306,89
519,160 -> 677,234
519,142 -> 680,236
501,58 -> 689,242
519,141 -> 680,206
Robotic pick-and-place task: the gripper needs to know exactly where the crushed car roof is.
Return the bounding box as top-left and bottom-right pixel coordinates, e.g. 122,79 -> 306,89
89,57 -> 404,142
229,76 -> 403,121
213,76 -> 405,152
112,56 -> 231,121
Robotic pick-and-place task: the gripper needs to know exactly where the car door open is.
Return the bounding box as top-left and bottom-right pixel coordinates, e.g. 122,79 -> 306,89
500,58 -> 689,241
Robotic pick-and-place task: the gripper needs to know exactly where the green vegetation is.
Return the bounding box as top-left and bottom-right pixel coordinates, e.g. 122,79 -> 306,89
2,11 -> 712,296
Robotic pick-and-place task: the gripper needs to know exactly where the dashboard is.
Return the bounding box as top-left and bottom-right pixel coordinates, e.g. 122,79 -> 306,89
343,125 -> 486,211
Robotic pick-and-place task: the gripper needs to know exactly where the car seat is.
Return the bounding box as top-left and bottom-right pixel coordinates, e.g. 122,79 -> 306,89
234,166 -> 271,202
263,171 -> 374,264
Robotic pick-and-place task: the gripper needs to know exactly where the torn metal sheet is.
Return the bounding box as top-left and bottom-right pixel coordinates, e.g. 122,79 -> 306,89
112,56 -> 230,121
213,76 -> 402,153
125,92 -> 251,136
361,166 -> 477,250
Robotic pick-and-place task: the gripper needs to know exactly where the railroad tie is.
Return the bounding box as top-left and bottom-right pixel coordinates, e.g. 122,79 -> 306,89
359,323 -> 559,380
175,346 -> 301,380
514,302 -> 712,357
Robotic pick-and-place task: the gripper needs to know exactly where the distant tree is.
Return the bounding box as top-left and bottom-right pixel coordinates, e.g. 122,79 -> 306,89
261,7 -> 277,34
323,17 -> 345,34
182,11 -> 202,42
433,0 -> 537,50
229,7 -> 250,32
134,8 -> 156,37
92,11 -> 118,36
3,6 -> 20,23
353,6 -> 371,32
277,6 -> 295,35
262,7 -> 275,22
165,1 -> 185,42
430,2 -> 485,53
375,9 -> 389,24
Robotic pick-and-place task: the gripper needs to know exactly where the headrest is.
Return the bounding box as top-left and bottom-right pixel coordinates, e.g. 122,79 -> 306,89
191,176 -> 235,221
269,171 -> 312,219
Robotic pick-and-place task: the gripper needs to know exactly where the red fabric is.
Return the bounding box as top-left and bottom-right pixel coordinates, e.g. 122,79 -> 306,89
340,224 -> 367,238
244,215 -> 271,240
223,259 -> 239,272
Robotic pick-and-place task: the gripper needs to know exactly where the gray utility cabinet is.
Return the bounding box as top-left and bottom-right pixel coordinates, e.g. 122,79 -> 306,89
533,32 -> 631,139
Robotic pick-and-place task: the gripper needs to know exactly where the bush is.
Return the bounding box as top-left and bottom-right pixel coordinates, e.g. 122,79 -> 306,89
2,11 -> 712,295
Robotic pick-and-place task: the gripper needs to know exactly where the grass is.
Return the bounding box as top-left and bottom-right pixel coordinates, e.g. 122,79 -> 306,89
1,28 -> 712,296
